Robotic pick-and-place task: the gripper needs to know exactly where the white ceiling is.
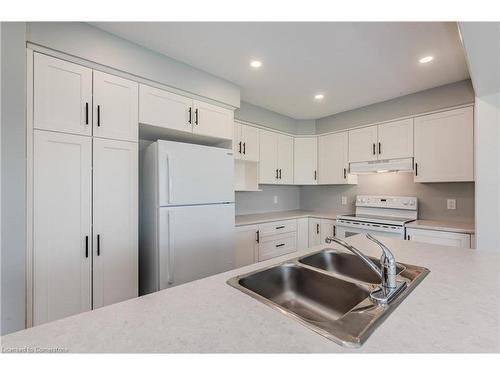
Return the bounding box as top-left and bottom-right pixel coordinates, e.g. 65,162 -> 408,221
91,22 -> 469,120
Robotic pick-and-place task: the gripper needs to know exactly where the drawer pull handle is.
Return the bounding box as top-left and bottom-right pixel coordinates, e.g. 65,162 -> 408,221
276,243 -> 285,248
275,226 -> 285,229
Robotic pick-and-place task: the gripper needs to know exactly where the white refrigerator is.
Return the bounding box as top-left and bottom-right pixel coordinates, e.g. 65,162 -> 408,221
140,140 -> 235,294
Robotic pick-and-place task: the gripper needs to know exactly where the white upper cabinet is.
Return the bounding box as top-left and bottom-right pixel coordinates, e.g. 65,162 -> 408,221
92,138 -> 138,309
33,130 -> 92,325
348,119 -> 414,163
377,119 -> 414,160
414,107 -> 474,182
34,53 -> 92,136
93,71 -> 138,142
259,131 -> 294,184
277,134 -> 294,184
318,132 -> 351,184
138,84 -> 233,141
139,84 -> 192,133
294,137 -> 317,185
192,100 -> 234,140
259,130 -> 279,184
348,125 -> 378,162
234,123 -> 260,162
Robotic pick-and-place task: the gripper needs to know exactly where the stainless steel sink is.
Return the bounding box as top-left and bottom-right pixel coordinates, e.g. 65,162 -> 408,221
227,248 -> 429,347
299,250 -> 405,284
239,263 -> 371,322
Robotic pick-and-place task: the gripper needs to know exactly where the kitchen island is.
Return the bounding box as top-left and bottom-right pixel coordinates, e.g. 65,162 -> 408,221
2,236 -> 499,353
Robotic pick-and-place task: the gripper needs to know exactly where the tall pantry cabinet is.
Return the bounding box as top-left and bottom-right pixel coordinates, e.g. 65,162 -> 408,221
31,52 -> 138,325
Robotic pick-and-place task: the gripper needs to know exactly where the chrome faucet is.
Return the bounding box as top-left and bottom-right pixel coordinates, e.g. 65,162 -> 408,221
325,234 -> 406,304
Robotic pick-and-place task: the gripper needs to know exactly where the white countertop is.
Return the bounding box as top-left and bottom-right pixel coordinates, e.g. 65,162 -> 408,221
2,235 -> 498,353
405,220 -> 475,234
235,210 -> 342,226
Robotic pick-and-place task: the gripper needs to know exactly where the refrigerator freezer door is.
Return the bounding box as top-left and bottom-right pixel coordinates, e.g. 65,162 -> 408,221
157,140 -> 234,206
158,204 -> 235,289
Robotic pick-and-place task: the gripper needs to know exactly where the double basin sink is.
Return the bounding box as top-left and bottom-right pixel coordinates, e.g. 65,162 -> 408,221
228,248 -> 429,347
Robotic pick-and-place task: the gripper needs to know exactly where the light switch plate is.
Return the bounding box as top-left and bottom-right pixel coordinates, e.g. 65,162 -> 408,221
341,196 -> 347,205
273,196 -> 278,204
447,199 -> 456,210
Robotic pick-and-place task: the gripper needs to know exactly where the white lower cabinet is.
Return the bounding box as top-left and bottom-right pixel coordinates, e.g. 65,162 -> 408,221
309,218 -> 336,247
308,218 -> 322,247
296,218 -> 309,250
33,130 -> 93,325
234,225 -> 259,268
32,131 -> 138,325
259,232 -> 296,261
92,138 -> 138,308
234,217 -> 336,265
320,219 -> 336,244
406,228 -> 471,249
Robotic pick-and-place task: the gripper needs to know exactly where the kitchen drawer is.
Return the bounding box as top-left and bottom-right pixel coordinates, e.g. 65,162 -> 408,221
258,232 -> 296,261
258,219 -> 297,237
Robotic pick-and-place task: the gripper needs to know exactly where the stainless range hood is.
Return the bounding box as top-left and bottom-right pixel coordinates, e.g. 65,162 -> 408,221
349,157 -> 414,174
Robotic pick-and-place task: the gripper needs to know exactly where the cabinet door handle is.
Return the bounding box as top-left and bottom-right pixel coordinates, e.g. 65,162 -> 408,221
85,235 -> 89,258
276,243 -> 285,248
415,162 -> 418,176
243,142 -> 246,154
85,102 -> 89,125
238,141 -> 242,154
97,234 -> 101,256
195,108 -> 199,125
188,107 -> 192,124
97,105 -> 101,127
279,169 -> 282,179
256,230 -> 260,243
316,223 -> 319,234
314,170 -> 317,180
276,169 -> 279,179
372,143 -> 376,155
275,225 -> 285,229
343,167 -> 347,179
378,142 -> 381,154
333,225 -> 336,237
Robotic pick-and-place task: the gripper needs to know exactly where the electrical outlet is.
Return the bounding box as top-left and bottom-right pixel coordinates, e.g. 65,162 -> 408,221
341,196 -> 347,205
273,195 -> 278,204
447,199 -> 456,210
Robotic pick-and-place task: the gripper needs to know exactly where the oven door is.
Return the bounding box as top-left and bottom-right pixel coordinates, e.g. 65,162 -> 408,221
335,219 -> 404,240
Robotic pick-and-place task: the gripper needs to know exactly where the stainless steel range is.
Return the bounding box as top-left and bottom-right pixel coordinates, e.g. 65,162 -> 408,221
336,195 -> 417,240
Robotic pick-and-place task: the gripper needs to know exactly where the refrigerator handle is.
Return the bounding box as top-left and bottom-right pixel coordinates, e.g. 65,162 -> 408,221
167,211 -> 174,285
165,153 -> 173,204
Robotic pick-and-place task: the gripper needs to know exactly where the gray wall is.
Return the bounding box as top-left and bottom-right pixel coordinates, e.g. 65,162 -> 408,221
316,80 -> 474,134
235,101 -> 300,134
235,101 -> 317,135
26,22 -> 240,108
300,173 -> 475,223
235,185 -> 300,215
1,22 -> 27,335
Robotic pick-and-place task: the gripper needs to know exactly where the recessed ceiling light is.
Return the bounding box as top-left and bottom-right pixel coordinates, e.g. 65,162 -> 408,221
314,94 -> 324,100
250,60 -> 262,68
419,56 -> 434,64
